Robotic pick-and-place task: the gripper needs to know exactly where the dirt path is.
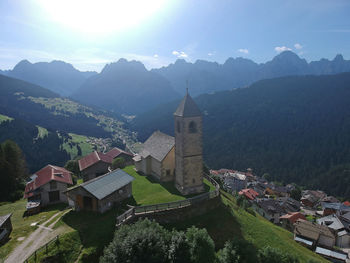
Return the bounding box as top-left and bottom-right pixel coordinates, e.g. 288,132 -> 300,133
5,209 -> 70,263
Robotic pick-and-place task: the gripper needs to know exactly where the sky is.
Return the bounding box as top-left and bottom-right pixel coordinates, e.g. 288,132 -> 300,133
1,0 -> 350,72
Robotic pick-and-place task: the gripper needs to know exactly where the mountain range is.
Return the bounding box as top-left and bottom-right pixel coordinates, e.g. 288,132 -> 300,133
153,52 -> 350,96
0,60 -> 96,96
132,72 -> 350,199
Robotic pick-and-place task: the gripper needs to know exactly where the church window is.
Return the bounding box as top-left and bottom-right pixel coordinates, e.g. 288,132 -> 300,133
166,169 -> 171,176
192,178 -> 196,184
177,121 -> 181,133
189,121 -> 197,133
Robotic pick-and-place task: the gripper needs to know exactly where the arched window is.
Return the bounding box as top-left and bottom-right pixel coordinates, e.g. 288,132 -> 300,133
188,121 -> 197,133
177,121 -> 181,133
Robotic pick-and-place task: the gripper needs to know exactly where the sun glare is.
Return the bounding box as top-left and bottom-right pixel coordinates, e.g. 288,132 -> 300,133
38,0 -> 166,35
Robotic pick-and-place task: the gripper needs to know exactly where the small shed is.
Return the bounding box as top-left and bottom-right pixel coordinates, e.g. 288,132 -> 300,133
65,169 -> 134,213
0,213 -> 12,244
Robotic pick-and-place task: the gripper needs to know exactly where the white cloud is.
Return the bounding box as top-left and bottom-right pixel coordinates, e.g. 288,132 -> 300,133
208,53 -> 213,56
294,43 -> 303,50
172,50 -> 188,58
275,46 -> 292,53
153,54 -> 159,58
238,48 -> 249,54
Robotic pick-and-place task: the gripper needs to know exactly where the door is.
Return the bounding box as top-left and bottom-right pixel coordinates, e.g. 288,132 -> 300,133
48,191 -> 60,203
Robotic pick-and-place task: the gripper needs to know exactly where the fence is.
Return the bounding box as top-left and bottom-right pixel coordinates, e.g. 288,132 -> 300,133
24,235 -> 59,263
116,174 -> 220,226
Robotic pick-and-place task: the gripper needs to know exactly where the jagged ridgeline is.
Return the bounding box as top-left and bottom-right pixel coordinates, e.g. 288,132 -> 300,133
132,72 -> 350,199
0,74 -> 134,172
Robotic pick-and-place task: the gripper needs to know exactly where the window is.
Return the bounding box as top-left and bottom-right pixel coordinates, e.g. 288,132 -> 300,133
188,121 -> 197,133
177,121 -> 181,133
166,169 -> 171,176
50,181 -> 57,190
192,178 -> 196,184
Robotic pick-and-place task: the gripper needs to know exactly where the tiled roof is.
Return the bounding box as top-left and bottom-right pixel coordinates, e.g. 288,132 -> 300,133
280,212 -> 306,224
239,188 -> 259,200
78,151 -> 113,171
174,93 -> 201,117
294,219 -> 335,241
317,214 -> 345,231
321,202 -> 350,212
0,213 -> 12,227
24,165 -> 73,198
105,148 -> 133,159
343,201 -> 350,207
139,131 -> 174,162
68,169 -> 134,200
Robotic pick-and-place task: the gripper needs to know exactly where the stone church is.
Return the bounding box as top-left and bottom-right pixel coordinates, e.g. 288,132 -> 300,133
133,91 -> 204,195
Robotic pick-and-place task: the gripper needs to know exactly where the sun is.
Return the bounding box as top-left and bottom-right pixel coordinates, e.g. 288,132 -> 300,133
38,0 -> 167,35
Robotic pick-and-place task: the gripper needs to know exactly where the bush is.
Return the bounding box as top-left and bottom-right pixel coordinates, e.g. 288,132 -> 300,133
186,226 -> 216,263
258,246 -> 299,263
112,157 -> 126,170
218,238 -> 258,263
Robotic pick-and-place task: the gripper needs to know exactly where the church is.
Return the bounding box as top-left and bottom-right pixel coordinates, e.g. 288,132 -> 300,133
133,91 -> 204,195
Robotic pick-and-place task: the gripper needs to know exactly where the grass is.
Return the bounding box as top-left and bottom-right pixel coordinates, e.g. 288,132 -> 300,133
0,113 -> 13,123
123,165 -> 213,205
36,125 -> 48,138
61,133 -> 94,159
164,191 -> 327,263
0,199 -> 67,260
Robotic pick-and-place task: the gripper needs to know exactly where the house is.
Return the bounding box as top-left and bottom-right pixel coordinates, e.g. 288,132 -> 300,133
317,214 -> 350,248
343,201 -> 350,207
0,213 -> 12,244
133,131 -> 175,182
280,212 -> 306,231
321,196 -> 340,204
294,219 -> 336,248
265,185 -> 289,197
224,172 -> 247,193
276,197 -> 301,213
247,181 -> 267,196
321,202 -> 350,216
24,165 -> 73,208
79,151 -> 113,182
65,169 -> 134,213
254,199 -> 285,223
239,188 -> 259,201
104,147 -> 134,165
315,247 -> 348,263
301,190 -> 326,208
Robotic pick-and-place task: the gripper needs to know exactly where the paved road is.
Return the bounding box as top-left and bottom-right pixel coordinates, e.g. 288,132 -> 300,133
5,210 -> 70,263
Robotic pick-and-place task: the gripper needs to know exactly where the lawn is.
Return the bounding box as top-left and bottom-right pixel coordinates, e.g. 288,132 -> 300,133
0,199 -> 67,260
123,165 -> 214,205
164,191 -> 327,263
0,113 -> 13,123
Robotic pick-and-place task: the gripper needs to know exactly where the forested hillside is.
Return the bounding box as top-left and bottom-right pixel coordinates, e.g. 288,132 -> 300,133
132,72 -> 350,198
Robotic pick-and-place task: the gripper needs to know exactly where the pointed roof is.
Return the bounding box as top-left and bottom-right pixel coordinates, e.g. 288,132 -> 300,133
174,92 -> 201,117
139,131 -> 174,162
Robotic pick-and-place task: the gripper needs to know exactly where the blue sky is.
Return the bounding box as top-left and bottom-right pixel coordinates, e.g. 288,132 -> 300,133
1,0 -> 350,71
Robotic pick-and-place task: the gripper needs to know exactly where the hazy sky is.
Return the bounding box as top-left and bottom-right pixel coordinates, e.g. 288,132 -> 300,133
1,0 -> 350,72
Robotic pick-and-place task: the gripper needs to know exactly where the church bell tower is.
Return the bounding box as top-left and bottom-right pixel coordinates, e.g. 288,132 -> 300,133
174,89 -> 204,195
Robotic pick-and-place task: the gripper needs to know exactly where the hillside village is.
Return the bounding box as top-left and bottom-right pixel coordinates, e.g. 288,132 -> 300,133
0,92 -> 349,263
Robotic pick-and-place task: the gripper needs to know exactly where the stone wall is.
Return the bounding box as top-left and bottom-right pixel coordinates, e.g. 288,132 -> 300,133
82,161 -> 110,182
40,181 -> 69,206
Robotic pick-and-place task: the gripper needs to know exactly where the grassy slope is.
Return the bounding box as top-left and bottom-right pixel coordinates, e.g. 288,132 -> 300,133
165,191 -> 327,263
0,200 -> 66,259
36,125 -> 48,138
61,133 -> 94,159
0,114 -> 13,123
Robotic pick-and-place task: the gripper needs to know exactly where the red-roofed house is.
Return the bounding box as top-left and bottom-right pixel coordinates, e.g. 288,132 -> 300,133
24,165 -> 73,207
239,188 -> 260,200
79,151 -> 113,182
280,212 -> 306,231
343,201 -> 350,207
104,147 -> 134,165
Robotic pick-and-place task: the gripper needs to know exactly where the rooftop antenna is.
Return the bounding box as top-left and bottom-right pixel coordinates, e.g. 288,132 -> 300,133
186,80 -> 189,95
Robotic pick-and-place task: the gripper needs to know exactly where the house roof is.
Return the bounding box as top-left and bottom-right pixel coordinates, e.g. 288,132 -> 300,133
104,148 -> 133,159
317,214 -> 345,231
321,196 -> 340,203
280,212 -> 306,224
0,213 -> 12,227
174,92 -> 201,117
315,247 -> 348,261
67,169 -> 134,200
78,151 -> 113,171
24,165 -> 73,198
256,199 -> 285,214
321,202 -> 350,212
343,201 -> 350,207
294,219 -> 335,241
139,131 -> 174,162
239,188 -> 259,200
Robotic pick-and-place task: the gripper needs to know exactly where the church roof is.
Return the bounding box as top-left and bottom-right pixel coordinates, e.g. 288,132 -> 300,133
174,93 -> 201,117
140,131 -> 174,162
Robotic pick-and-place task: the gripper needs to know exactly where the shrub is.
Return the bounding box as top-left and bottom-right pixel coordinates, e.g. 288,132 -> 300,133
186,226 -> 216,263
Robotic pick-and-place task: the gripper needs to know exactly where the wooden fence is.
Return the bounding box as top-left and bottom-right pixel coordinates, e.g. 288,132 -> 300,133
116,174 -> 220,226
24,235 -> 59,263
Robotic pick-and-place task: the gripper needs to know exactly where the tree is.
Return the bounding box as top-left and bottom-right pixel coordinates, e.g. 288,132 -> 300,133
100,219 -> 170,263
112,157 -> 126,170
290,187 -> 302,201
168,230 -> 192,263
258,246 -> 299,263
186,226 -> 216,263
218,238 -> 258,263
0,140 -> 27,201
64,159 -> 80,176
